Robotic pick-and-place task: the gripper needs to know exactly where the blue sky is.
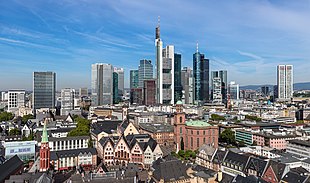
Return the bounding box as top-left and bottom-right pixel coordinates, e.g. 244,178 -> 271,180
0,0 -> 310,90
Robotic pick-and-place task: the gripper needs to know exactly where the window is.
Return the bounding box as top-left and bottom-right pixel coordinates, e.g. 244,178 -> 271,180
180,116 -> 183,123
191,137 -> 193,147
180,127 -> 182,134
197,138 -> 199,147
197,131 -> 199,135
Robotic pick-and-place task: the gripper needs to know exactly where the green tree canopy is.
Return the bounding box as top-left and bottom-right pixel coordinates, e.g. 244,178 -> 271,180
22,114 -> 34,124
220,129 -> 236,144
9,128 -> 21,135
68,117 -> 90,137
210,114 -> 226,121
245,115 -> 262,122
0,112 -> 14,121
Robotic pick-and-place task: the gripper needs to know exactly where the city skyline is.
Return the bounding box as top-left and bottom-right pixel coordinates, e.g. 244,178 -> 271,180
1,1 -> 310,90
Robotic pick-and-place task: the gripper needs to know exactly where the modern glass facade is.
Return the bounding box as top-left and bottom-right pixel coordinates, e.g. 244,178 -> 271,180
113,72 -> 119,104
138,59 -> 153,88
33,71 -> 56,112
193,52 -> 209,104
174,53 -> 182,103
130,70 -> 139,89
91,63 -> 113,106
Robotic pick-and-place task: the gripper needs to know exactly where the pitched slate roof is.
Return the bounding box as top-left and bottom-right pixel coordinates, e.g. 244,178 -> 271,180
50,148 -> 97,160
267,160 -> 287,181
99,137 -> 114,148
281,171 -> 309,183
198,144 -> 217,159
245,157 -> 268,176
0,155 -> 24,182
91,120 -> 122,135
223,151 -> 250,171
213,149 -> 227,164
234,175 -> 268,183
152,157 -> 190,182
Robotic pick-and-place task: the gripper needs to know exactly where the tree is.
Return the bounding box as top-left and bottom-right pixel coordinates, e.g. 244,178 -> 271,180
220,129 -> 235,144
245,115 -> 262,122
210,114 -> 225,121
180,137 -> 184,150
68,117 -> 90,137
9,128 -> 21,135
0,112 -> 14,121
22,114 -> 34,124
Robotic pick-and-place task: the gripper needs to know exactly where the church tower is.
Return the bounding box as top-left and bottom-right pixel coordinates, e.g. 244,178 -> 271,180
174,101 -> 186,151
40,120 -> 50,172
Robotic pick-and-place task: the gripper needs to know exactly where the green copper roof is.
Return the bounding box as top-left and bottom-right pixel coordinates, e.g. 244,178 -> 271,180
185,120 -> 212,127
41,122 -> 48,143
176,100 -> 183,105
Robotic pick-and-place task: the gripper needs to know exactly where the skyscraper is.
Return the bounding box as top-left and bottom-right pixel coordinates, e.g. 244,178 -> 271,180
130,70 -> 139,89
277,65 -> 293,100
155,20 -> 174,104
91,63 -> 113,106
160,45 -> 175,104
181,67 -> 193,104
174,53 -> 182,103
228,81 -> 239,100
114,67 -> 124,97
138,59 -> 153,88
113,72 -> 119,104
211,70 -> 227,104
33,71 -> 56,112
61,88 -> 75,115
193,45 -> 209,104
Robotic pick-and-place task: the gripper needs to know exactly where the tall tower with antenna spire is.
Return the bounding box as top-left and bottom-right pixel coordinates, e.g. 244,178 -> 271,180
155,17 -> 175,104
40,119 -> 50,172
193,42 -> 210,104
155,16 -> 163,104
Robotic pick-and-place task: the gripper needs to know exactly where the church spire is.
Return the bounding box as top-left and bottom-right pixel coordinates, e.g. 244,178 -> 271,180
41,119 -> 48,143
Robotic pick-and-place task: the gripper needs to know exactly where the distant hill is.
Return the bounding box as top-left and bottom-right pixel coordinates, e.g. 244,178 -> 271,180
240,82 -> 310,91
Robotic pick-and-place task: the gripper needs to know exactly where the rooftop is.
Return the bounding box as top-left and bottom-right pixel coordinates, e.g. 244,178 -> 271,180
185,120 -> 212,127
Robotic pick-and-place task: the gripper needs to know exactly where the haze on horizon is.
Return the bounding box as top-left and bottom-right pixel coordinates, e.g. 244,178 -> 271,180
0,0 -> 310,91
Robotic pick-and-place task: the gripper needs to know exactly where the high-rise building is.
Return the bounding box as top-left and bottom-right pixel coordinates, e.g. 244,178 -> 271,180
113,72 -> 119,104
181,67 -> 193,104
130,70 -> 139,89
261,86 -> 269,97
228,81 -> 239,100
211,70 -> 227,104
91,63 -> 113,106
130,88 -> 143,105
277,65 -> 293,100
143,79 -> 156,105
114,67 -> 124,97
174,53 -> 182,103
193,45 -> 209,104
155,20 -> 174,104
33,72 -> 56,112
138,59 -> 153,88
61,88 -> 75,115
8,90 -> 25,112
